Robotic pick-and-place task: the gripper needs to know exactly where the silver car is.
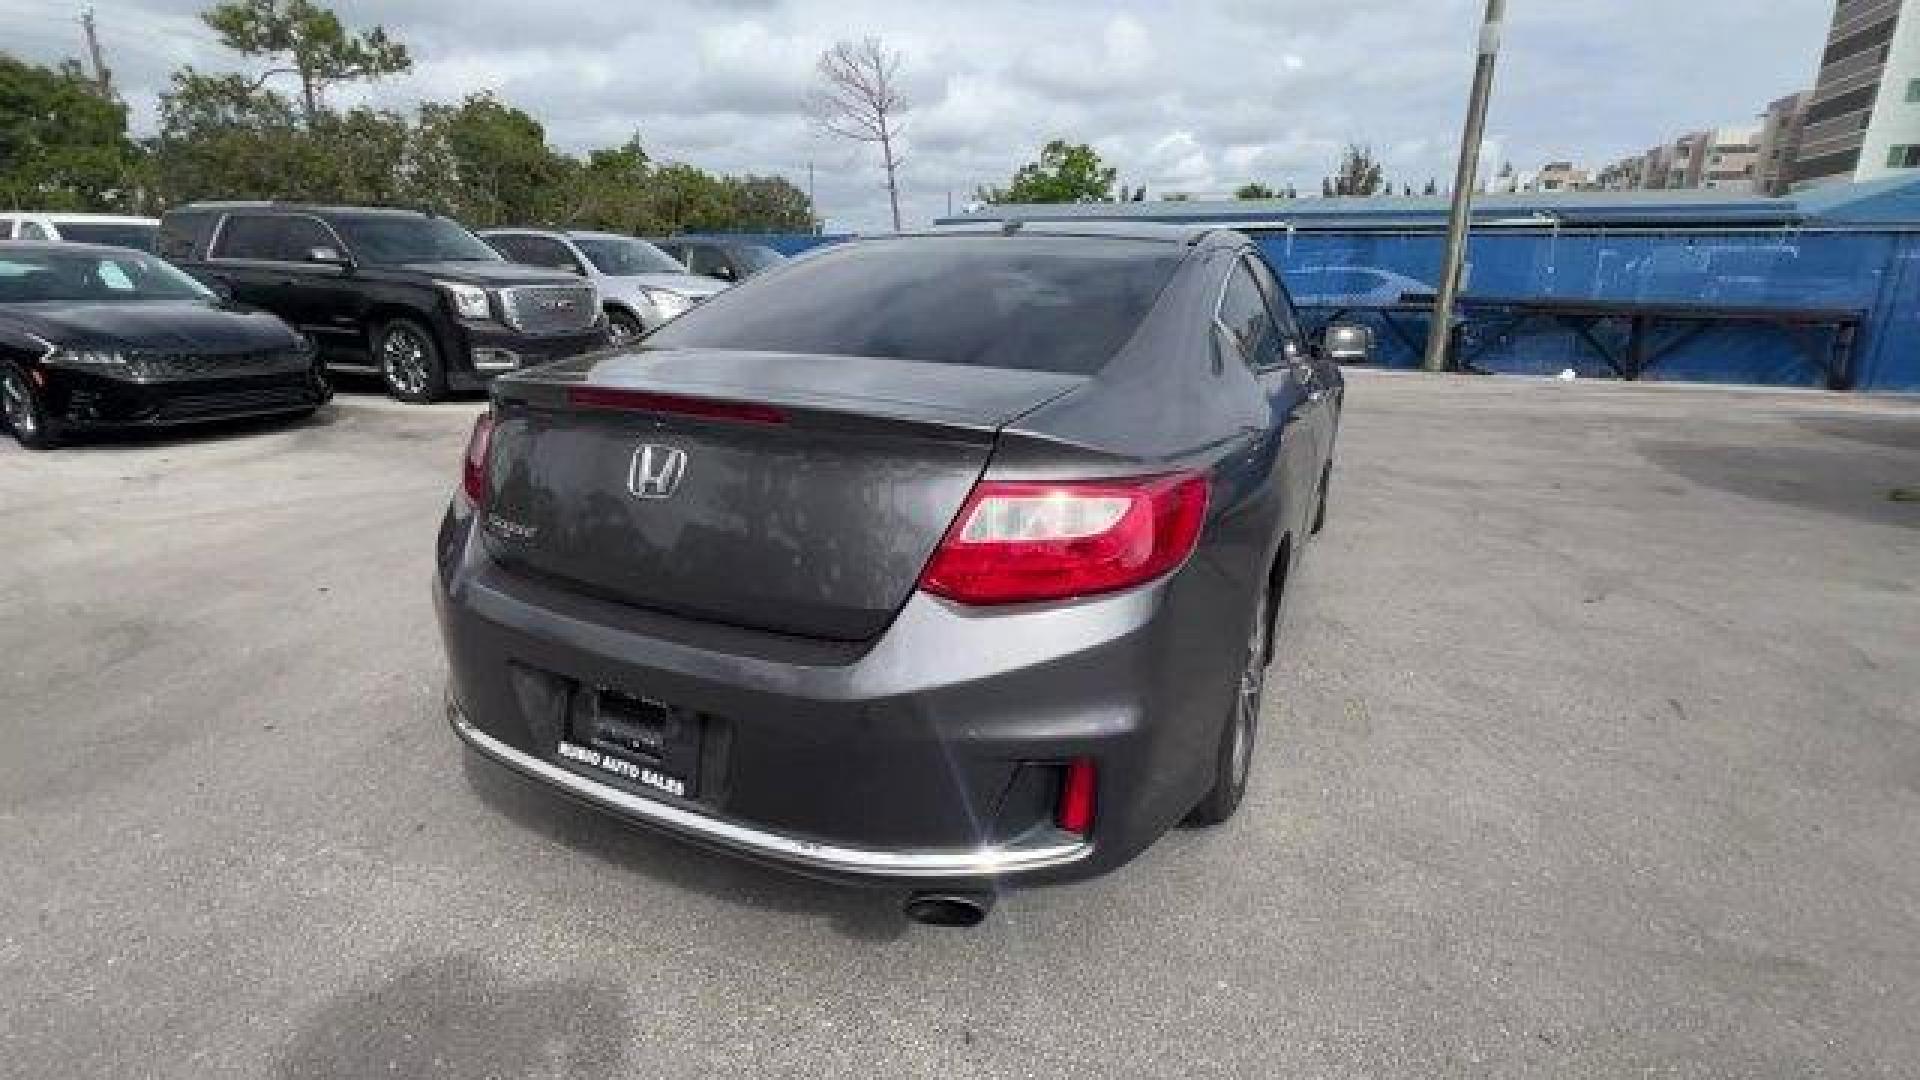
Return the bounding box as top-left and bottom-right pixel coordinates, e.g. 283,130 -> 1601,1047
480,229 -> 729,344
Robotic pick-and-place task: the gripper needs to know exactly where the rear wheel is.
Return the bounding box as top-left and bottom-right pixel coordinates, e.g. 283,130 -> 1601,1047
376,318 -> 446,403
1186,583 -> 1272,826
1,365 -> 59,450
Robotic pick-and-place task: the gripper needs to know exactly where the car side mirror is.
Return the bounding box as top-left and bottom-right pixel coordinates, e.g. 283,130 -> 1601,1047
710,264 -> 736,282
206,278 -> 234,301
1319,322 -> 1374,364
307,246 -> 349,267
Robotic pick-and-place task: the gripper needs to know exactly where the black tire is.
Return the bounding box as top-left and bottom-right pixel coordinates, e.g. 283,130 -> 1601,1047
1186,581 -> 1272,826
1,365 -> 60,450
375,318 -> 446,403
1311,461 -> 1332,535
606,308 -> 645,346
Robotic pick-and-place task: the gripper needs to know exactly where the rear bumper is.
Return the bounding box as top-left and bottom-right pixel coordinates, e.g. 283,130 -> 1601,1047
434,500 -> 1245,890
449,696 -> 1092,880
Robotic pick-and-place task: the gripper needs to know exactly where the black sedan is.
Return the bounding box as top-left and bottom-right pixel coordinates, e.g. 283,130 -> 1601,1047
0,242 -> 330,449
436,223 -> 1355,926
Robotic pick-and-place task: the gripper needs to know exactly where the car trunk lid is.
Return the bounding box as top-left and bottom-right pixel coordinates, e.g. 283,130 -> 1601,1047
480,348 -> 1084,640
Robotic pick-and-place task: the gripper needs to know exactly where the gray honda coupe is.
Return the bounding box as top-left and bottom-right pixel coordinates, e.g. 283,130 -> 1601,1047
434,222 -> 1353,925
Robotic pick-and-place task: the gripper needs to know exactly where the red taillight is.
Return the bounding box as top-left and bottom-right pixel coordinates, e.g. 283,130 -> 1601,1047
1057,757 -> 1097,835
462,411 -> 495,505
567,386 -> 787,426
919,472 -> 1210,605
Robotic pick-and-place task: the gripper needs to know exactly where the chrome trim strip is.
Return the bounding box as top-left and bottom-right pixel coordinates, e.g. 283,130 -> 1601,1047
448,699 -> 1092,879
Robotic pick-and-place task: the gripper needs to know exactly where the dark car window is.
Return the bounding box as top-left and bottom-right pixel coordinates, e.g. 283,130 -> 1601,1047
503,235 -> 582,273
18,221 -> 48,241
0,249 -> 213,303
275,217 -> 339,261
1217,261 -> 1286,370
1241,254 -> 1305,349
572,234 -> 684,275
329,215 -> 501,265
214,215 -> 285,260
680,244 -> 729,277
54,221 -> 157,252
482,234 -> 533,263
644,236 -> 1183,375
0,219 -> 14,240
156,210 -> 217,260
728,244 -> 785,274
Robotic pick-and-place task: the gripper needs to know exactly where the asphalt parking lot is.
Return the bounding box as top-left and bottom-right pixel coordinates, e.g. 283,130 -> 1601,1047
3,369 -> 1917,1078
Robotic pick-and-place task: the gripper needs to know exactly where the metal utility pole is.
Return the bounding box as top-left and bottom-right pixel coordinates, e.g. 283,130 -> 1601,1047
1423,0 -> 1507,373
79,5 -> 112,96
807,161 -> 818,234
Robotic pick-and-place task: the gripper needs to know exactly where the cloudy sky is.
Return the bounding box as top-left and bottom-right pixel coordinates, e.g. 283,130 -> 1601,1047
3,0 -> 1833,230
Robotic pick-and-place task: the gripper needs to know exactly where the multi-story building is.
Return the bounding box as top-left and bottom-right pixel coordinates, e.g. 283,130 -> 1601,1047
1755,92 -> 1810,195
1793,0 -> 1920,187
1535,161 -> 1592,191
1702,125 -> 1762,191
1595,156 -> 1646,190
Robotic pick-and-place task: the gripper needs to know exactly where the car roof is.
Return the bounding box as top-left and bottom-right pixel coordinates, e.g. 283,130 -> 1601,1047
171,202 -> 427,218
2,213 -> 158,225
920,220 -> 1230,245
0,240 -> 159,256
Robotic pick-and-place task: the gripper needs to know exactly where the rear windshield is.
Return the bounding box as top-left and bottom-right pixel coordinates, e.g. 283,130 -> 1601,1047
642,235 -> 1183,374
54,221 -> 157,252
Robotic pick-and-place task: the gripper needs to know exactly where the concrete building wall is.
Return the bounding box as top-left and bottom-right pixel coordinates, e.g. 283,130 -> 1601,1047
1794,0 -> 1908,187
1755,93 -> 1809,195
1857,1 -> 1920,179
1702,125 -> 1761,192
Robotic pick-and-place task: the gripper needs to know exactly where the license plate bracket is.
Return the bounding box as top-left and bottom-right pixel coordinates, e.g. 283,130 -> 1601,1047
557,685 -> 702,800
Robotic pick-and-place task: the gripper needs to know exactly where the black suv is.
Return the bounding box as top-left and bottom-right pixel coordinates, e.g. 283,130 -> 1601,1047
158,203 -> 608,402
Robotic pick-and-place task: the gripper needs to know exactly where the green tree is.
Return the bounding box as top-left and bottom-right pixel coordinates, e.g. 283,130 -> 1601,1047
646,163 -> 733,234
414,93 -> 572,226
726,175 -> 814,231
1235,182 -> 1276,200
1323,143 -> 1384,197
560,139 -> 653,231
0,53 -> 139,211
981,140 -> 1116,204
202,0 -> 409,125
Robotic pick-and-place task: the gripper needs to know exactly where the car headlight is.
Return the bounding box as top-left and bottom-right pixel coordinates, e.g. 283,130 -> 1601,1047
438,281 -> 493,321
641,288 -> 693,320
45,348 -> 130,369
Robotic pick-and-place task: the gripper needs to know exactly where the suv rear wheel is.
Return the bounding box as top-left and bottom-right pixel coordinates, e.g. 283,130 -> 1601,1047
376,318 -> 446,403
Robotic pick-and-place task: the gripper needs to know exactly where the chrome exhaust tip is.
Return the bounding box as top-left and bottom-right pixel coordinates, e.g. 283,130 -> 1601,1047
902,890 -> 995,928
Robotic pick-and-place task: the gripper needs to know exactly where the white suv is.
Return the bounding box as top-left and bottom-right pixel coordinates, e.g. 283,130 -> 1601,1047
0,213 -> 160,251
480,229 -> 729,344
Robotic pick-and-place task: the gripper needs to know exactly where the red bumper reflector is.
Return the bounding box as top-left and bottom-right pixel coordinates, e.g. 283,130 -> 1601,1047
567,386 -> 788,426
1057,756 -> 1097,835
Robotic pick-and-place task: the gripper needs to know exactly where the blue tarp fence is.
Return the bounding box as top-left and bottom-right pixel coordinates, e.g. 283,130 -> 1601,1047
1249,228 -> 1920,392
694,227 -> 1920,392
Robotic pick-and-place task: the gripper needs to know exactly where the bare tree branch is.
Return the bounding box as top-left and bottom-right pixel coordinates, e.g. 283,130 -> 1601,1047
809,36 -> 908,230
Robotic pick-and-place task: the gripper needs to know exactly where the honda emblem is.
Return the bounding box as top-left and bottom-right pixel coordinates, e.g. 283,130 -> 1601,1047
628,443 -> 688,499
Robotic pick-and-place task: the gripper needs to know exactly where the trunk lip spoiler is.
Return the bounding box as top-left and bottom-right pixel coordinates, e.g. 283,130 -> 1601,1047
448,695 -> 1092,878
